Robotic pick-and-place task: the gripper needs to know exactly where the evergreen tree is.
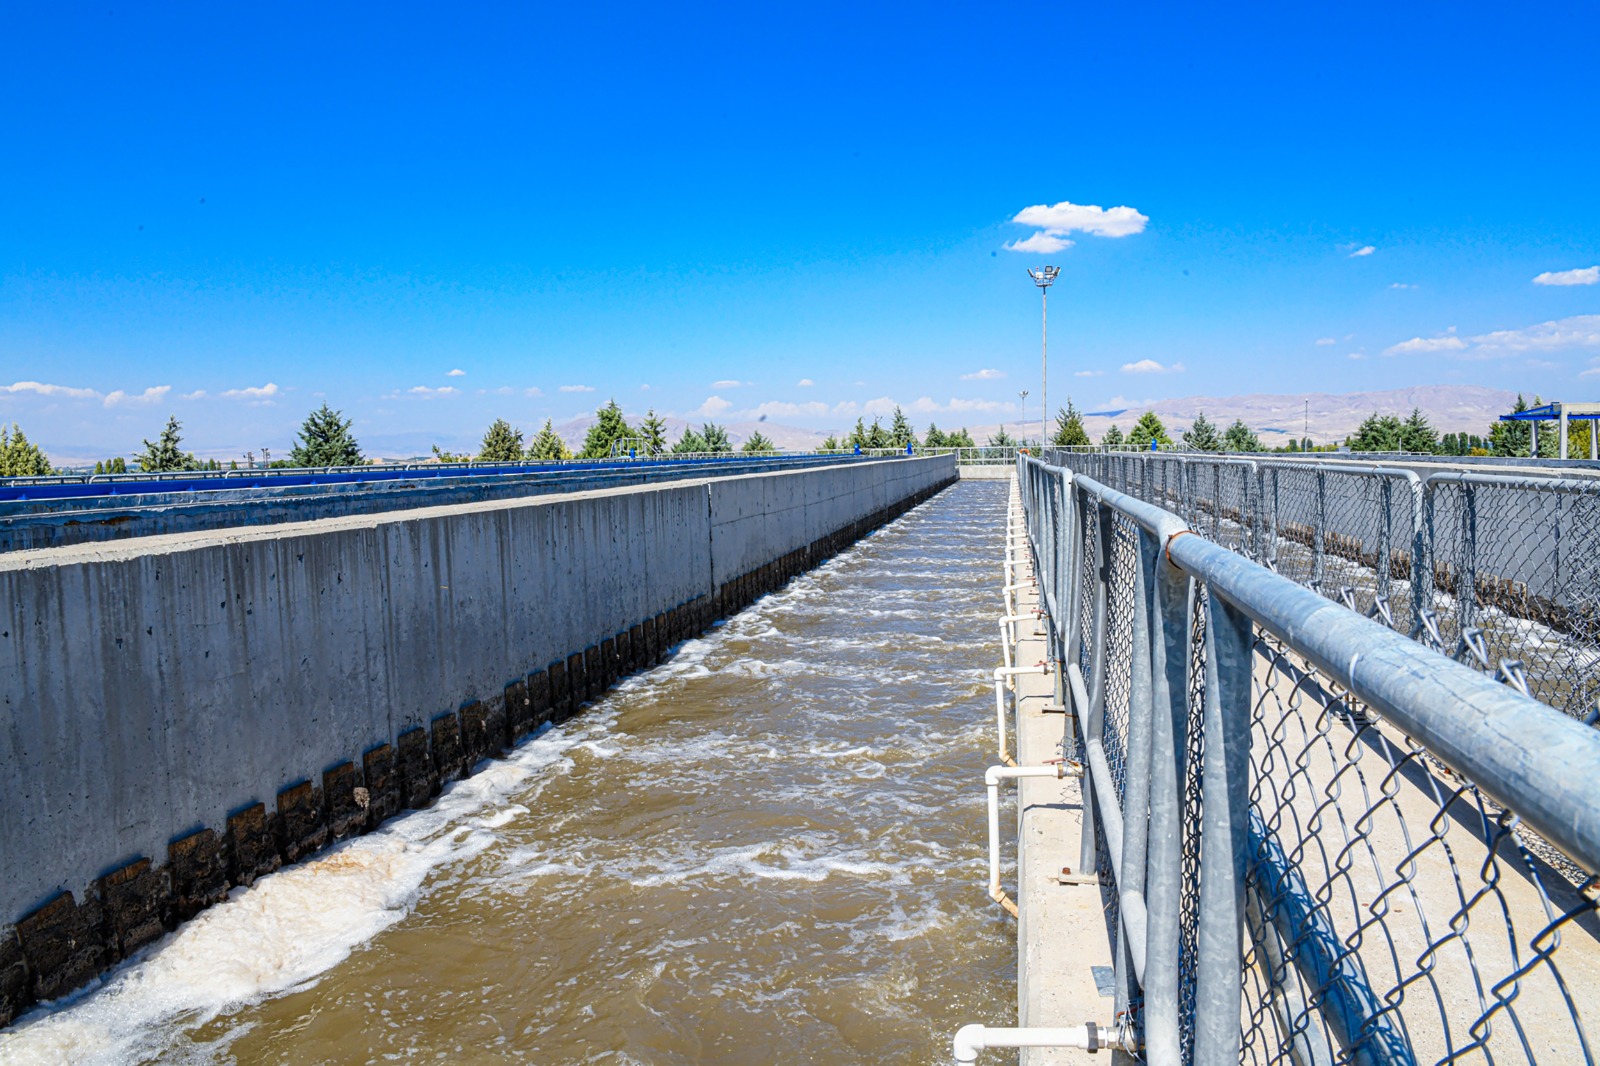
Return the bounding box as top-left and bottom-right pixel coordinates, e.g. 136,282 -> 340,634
527,418 -> 572,461
1222,419 -> 1263,452
1401,407 -> 1439,454
430,443 -> 469,463
1347,412 -> 1406,452
1181,411 -> 1222,452
865,418 -> 890,449
1127,412 -> 1173,451
845,418 -> 869,449
1053,400 -> 1091,447
0,423 -> 52,477
818,434 -> 842,452
672,426 -> 707,454
700,422 -> 733,453
639,410 -> 668,456
1102,424 -> 1125,449
1488,395 -> 1530,457
923,423 -> 947,448
945,428 -> 976,448
478,418 -> 525,462
888,406 -> 916,448
289,404 -> 362,467
135,416 -> 200,472
741,431 -> 777,453
988,427 -> 1017,447
578,399 -> 637,459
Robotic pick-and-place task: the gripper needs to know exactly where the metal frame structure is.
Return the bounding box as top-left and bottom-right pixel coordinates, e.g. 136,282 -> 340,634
1498,401 -> 1600,460
1016,451 -> 1600,1064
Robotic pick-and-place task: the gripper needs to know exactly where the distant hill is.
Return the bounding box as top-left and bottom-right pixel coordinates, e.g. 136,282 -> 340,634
958,385 -> 1521,446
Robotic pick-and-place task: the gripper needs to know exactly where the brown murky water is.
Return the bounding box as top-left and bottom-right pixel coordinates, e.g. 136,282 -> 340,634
0,480 -> 1014,1065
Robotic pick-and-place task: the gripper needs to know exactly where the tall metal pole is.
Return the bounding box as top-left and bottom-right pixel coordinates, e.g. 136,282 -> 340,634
1028,266 -> 1060,448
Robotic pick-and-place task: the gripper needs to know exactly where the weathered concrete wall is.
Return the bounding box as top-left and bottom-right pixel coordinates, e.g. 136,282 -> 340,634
0,455 -> 954,1020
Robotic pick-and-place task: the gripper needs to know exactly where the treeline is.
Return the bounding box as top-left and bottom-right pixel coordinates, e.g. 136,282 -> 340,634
463,401 -> 779,461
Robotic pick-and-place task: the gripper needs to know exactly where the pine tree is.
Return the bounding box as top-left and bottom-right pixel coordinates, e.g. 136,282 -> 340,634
988,427 -> 1017,447
1102,424 -> 1125,449
639,410 -> 667,456
865,418 -> 890,449
924,423 -> 946,448
1489,395 -> 1530,457
1127,412 -> 1173,451
888,406 -> 916,448
0,423 -> 52,477
527,419 -> 572,461
672,426 -> 707,454
1400,407 -> 1439,454
946,428 -> 976,448
818,434 -> 842,452
478,418 -> 525,462
741,431 -> 777,453
1053,400 -> 1091,447
1221,419 -> 1263,452
289,404 -> 362,467
578,399 -> 637,459
845,418 -> 869,449
135,416 -> 200,472
701,422 -> 733,453
1347,412 -> 1405,452
1181,411 -> 1222,452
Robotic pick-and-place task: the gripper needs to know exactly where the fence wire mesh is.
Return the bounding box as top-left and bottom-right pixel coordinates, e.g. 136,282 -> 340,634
1017,454 -> 1600,1065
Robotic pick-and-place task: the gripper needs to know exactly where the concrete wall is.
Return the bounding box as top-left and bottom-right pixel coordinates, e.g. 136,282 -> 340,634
0,455 -> 954,1019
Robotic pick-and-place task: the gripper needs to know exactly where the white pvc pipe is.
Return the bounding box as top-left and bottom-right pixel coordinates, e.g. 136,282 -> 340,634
952,1023 -> 1138,1062
985,763 -> 1078,915
993,662 -> 1050,763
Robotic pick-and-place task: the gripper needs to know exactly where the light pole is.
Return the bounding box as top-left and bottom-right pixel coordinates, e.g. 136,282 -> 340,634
1017,390 -> 1029,448
1028,266 -> 1059,447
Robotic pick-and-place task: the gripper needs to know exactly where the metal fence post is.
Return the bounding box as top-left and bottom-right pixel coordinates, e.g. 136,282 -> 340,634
1193,590 -> 1252,1066
1459,481 -> 1478,634
1079,498 -> 1114,877
1313,468 -> 1327,589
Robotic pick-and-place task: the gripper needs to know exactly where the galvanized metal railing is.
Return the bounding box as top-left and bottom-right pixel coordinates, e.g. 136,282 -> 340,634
1017,451 -> 1600,1065
1047,449 -> 1600,720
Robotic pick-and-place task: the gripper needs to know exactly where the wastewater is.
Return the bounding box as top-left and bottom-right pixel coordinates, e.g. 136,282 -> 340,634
0,479 -> 1014,1065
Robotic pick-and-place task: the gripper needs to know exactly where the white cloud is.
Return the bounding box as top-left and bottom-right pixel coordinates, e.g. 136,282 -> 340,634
447,368 -> 466,377
1469,315 -> 1600,355
745,400 -> 830,419
525,387 -> 543,397
1349,245 -> 1376,258
406,385 -> 460,398
832,400 -> 860,416
0,380 -> 98,399
946,397 -> 1013,413
181,389 -> 207,400
1121,359 -> 1184,374
494,386 -> 515,395
1533,266 -> 1600,287
1580,367 -> 1600,378
1315,337 -> 1335,346
1012,200 -> 1148,238
103,385 -> 171,407
1384,335 -> 1468,356
559,384 -> 595,393
796,378 -> 814,387
221,382 -> 280,400
1348,353 -> 1366,360
639,384 -> 651,391
1003,232 -> 1074,254
1389,283 -> 1417,290
961,368 -> 1006,381
697,395 -> 732,416
862,396 -> 898,416
712,379 -> 754,389
1074,369 -> 1105,377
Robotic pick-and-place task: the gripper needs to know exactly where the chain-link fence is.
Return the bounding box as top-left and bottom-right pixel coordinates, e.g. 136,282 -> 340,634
1017,453 -> 1600,1065
1046,450 -> 1600,720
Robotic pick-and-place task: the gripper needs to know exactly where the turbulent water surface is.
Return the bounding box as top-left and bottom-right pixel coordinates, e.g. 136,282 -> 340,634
0,480 -> 1014,1065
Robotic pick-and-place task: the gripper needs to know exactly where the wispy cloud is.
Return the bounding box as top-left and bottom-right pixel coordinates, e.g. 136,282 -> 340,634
862,396 -> 898,417
796,378 -> 814,387
1315,337 -> 1335,346
447,368 -> 466,377
1121,359 -> 1184,374
1383,316 -> 1600,359
221,382 -> 279,401
404,385 -> 460,398
1074,369 -> 1105,377
1006,199 -> 1149,253
1349,245 -> 1376,258
1348,353 -> 1366,360
559,384 -> 595,393
181,390 -> 207,400
0,380 -> 99,399
744,400 -> 830,419
697,395 -> 731,416
1533,266 -> 1600,287
712,379 -> 753,389
103,385 -> 172,407
525,386 -> 543,397
1389,282 -> 1417,290
961,368 -> 1006,381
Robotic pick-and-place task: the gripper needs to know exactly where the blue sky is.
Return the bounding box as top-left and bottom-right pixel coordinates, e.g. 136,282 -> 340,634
3,2 -> 1597,458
